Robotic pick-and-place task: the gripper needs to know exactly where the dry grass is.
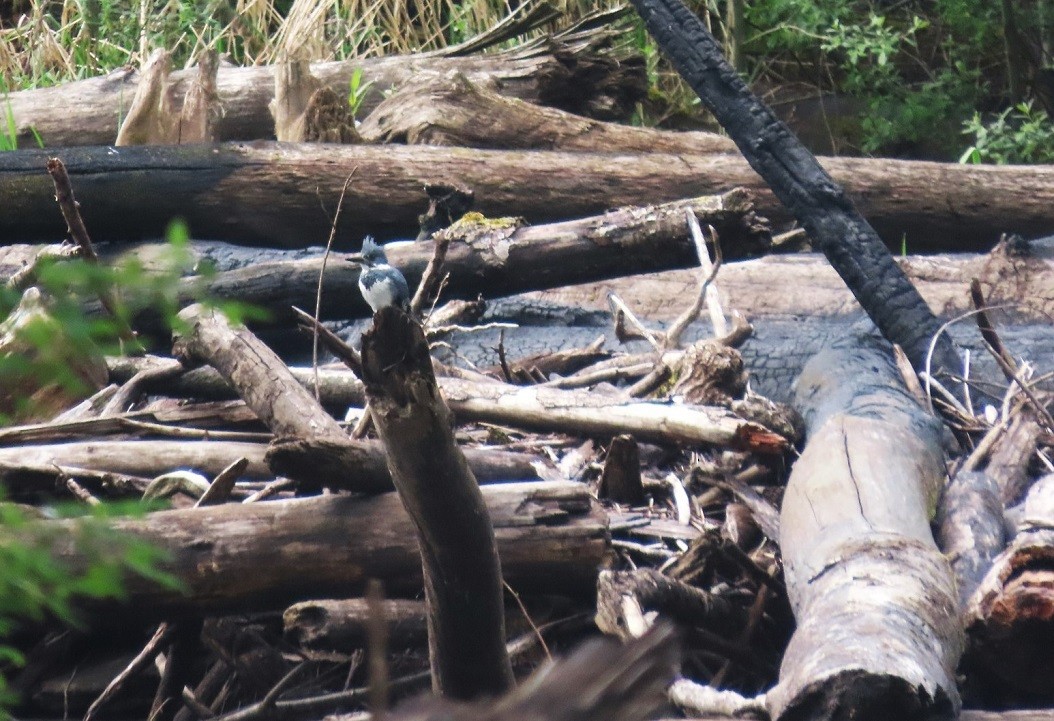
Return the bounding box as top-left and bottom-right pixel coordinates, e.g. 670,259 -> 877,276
0,0 -> 604,90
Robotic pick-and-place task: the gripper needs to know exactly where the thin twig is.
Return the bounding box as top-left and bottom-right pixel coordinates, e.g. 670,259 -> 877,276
292,305 -> 362,377
608,293 -> 662,351
45,157 -> 140,349
84,624 -> 177,721
313,170 -> 358,400
503,580 -> 551,660
970,278 -> 1018,381
497,329 -> 513,383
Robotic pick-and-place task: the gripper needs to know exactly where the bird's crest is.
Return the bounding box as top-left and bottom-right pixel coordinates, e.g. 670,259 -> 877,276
360,236 -> 386,264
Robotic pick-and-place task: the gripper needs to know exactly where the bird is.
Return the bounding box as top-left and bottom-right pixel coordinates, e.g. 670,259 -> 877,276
357,236 -> 411,313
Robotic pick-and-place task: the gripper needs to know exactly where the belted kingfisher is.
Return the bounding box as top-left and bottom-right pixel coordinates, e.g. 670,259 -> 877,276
357,236 -> 411,313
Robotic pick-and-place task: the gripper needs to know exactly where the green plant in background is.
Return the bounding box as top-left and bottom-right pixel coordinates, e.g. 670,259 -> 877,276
960,101 -> 1054,164
0,100 -> 42,151
0,219 -> 266,423
347,67 -> 374,120
0,497 -> 179,717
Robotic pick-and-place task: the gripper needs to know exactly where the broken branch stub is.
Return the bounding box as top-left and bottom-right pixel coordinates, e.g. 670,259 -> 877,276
360,307 -> 514,699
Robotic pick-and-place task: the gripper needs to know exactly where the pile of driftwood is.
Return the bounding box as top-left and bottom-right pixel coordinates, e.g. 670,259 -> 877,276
1,1 -> 1053,720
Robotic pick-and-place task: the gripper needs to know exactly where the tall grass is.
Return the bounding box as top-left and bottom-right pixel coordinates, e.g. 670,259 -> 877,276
0,0 -> 603,91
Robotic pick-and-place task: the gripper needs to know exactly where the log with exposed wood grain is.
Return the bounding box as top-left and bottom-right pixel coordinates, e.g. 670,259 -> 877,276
44,480 -> 609,613
769,332 -> 963,720
3,34 -> 645,148
523,236 -> 1054,323
2,143 -> 1052,250
358,71 -> 738,154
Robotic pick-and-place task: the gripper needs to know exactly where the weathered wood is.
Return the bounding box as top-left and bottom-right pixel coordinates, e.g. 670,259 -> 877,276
937,470 -> 1007,609
166,310 -> 540,491
598,435 -> 644,505
2,143 -> 1052,250
46,480 -> 609,614
964,473 -> 1054,698
526,237 -> 1054,323
173,303 -> 384,494
106,354 -> 790,453
0,437 -> 542,496
382,624 -> 678,721
4,40 -> 645,148
284,598 -> 429,653
184,192 -> 766,323
359,71 -> 737,154
769,333 -> 963,720
362,308 -> 513,697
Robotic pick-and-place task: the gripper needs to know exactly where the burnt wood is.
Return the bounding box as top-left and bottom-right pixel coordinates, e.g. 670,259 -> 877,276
625,0 -> 963,379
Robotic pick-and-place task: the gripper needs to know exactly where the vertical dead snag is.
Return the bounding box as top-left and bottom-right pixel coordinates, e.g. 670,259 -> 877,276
360,307 -> 514,698
769,334 -> 963,721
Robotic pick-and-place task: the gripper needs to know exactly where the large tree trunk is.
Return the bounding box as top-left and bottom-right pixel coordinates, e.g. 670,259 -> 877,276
4,40 -> 644,148
769,333 -> 963,720
2,143 -> 1051,251
46,480 -> 608,615
523,237 -> 1054,323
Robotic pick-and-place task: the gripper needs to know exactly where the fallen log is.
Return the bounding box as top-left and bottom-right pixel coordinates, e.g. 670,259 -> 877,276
0,437 -> 542,496
105,354 -> 789,453
4,36 -> 645,148
45,480 -> 609,614
0,191 -> 764,325
768,333 -> 963,719
963,473 -> 1054,699
170,304 -> 546,493
2,144 -> 1051,250
358,71 -> 738,154
525,237 -> 1054,323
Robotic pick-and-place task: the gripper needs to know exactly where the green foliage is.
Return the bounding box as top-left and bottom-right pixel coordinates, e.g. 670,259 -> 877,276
960,101 -> 1054,164
0,219 -> 268,423
0,496 -> 180,716
740,0 -> 1026,159
347,67 -> 374,121
0,100 -> 42,152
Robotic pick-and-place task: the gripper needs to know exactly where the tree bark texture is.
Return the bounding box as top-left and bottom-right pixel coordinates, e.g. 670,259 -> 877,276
284,598 -> 429,653
2,143 -> 1051,251
164,192 -> 762,327
963,473 -> 1054,698
4,42 -> 645,148
0,437 -> 543,498
358,71 -> 738,154
45,480 -> 608,614
361,308 -> 513,698
625,0 -> 961,380
769,333 -> 963,721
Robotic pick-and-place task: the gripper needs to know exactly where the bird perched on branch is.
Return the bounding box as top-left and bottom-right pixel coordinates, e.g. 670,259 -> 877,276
358,236 -> 410,313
